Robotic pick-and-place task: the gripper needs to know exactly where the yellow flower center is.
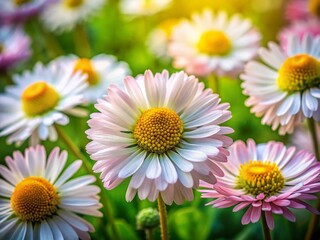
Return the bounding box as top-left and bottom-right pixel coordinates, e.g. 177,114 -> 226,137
159,19 -> 180,39
64,0 -> 84,8
309,0 -> 320,17
13,0 -> 31,6
237,160 -> 285,197
73,58 -> 99,86
133,108 -> 183,154
11,177 -> 59,222
197,30 -> 231,56
22,81 -> 60,117
277,54 -> 320,92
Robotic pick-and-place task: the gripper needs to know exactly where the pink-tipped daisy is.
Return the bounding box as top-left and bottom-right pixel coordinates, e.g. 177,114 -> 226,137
0,145 -> 102,239
169,9 -> 261,78
0,62 -> 88,145
86,70 -> 233,205
54,54 -> 131,103
200,139 -> 320,229
286,0 -> 320,22
241,33 -> 320,135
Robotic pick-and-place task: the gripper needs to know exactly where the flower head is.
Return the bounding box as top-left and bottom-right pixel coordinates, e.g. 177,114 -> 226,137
0,26 -> 31,70
120,0 -> 172,16
200,139 -> 320,229
241,34 -> 320,135
40,0 -> 104,33
54,54 -> 131,103
86,70 -> 233,205
0,0 -> 50,24
286,0 -> 320,22
0,145 -> 102,239
0,62 -> 88,145
169,10 -> 261,78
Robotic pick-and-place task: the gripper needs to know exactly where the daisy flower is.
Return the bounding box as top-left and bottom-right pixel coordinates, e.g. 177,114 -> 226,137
0,0 -> 50,24
200,139 -> 320,229
40,0 -> 104,33
279,18 -> 320,51
119,0 -> 172,16
286,0 -> 320,22
147,18 -> 180,60
241,33 -> 320,135
86,70 -> 233,205
54,54 -> 131,103
0,145 -> 102,239
0,62 -> 88,145
169,10 -> 261,78
0,26 -> 31,70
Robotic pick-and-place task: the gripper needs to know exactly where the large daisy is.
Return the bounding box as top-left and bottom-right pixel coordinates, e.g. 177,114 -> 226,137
0,62 -> 88,145
40,0 -> 104,33
241,33 -> 320,135
169,9 -> 261,78
54,54 -> 130,103
200,139 -> 320,229
86,70 -> 233,205
0,145 -> 102,239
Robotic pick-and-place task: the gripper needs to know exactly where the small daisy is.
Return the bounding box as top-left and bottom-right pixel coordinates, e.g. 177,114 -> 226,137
0,145 -> 102,239
86,70 -> 233,205
286,0 -> 320,22
279,18 -> 320,51
169,9 -> 261,78
241,33 -> 320,135
147,18 -> 180,60
200,139 -> 320,230
291,123 -> 320,154
0,0 -> 49,24
0,62 -> 88,145
119,0 -> 172,16
0,26 -> 31,70
54,54 -> 131,103
40,0 -> 104,33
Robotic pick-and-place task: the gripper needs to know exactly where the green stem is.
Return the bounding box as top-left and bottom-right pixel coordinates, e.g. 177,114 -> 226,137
38,23 -> 64,57
157,195 -> 169,240
54,125 -> 120,240
207,74 -> 219,94
74,24 -> 91,57
305,118 -> 320,240
261,212 -> 271,240
145,229 -> 153,240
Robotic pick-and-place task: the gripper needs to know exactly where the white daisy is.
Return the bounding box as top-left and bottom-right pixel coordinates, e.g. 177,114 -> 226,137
0,145 -> 102,240
241,33 -> 320,135
40,0 -> 104,33
169,9 -> 261,78
0,62 -> 88,145
54,54 -> 131,103
119,0 -> 172,16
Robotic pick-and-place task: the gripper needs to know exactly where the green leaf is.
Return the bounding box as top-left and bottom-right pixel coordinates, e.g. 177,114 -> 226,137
107,219 -> 140,240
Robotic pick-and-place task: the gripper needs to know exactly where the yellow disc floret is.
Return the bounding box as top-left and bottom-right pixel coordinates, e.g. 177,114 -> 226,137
64,0 -> 84,8
277,54 -> 320,92
13,0 -> 31,6
197,30 -> 231,56
309,0 -> 320,17
237,160 -> 285,197
133,108 -> 183,154
22,81 -> 60,117
73,58 -> 99,86
11,177 -> 59,222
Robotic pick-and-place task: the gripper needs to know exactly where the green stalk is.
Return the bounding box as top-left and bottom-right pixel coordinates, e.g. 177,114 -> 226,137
157,195 -> 169,240
261,212 -> 271,240
207,74 -> 219,94
74,24 -> 91,58
55,124 -> 120,240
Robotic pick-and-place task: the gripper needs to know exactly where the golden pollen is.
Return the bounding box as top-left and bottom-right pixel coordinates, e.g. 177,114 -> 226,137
22,81 -> 60,117
133,108 -> 183,154
309,0 -> 320,17
159,19 -> 180,39
277,54 -> 320,92
11,177 -> 59,222
237,160 -> 285,197
73,58 -> 99,86
197,30 -> 231,56
13,0 -> 31,6
64,0 -> 84,8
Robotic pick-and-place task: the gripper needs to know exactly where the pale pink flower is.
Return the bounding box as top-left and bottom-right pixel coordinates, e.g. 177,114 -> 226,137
200,139 -> 320,229
286,0 -> 320,22
86,70 -> 233,205
291,123 -> 320,154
